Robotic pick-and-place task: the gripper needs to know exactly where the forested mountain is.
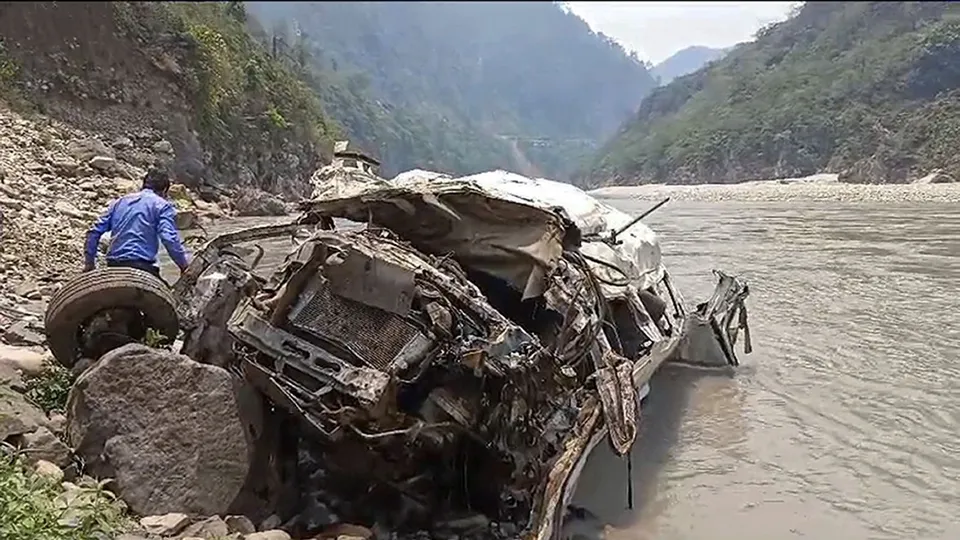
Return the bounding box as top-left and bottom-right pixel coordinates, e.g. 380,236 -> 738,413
582,2 -> 960,187
651,45 -> 730,85
246,1 -> 656,179
0,2 -> 335,198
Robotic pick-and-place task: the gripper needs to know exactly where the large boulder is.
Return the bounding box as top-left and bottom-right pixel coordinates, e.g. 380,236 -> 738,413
232,188 -> 288,217
65,344 -> 253,516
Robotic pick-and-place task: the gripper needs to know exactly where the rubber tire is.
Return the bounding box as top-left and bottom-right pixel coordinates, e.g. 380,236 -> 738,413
44,268 -> 179,369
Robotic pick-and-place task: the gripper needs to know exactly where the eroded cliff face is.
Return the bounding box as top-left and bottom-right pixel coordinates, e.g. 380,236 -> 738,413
0,2 -> 333,201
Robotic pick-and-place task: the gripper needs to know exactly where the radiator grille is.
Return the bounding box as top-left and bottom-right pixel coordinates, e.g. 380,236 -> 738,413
289,281 -> 421,371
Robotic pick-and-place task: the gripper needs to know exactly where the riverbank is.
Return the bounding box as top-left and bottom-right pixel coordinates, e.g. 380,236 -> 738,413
591,177 -> 960,203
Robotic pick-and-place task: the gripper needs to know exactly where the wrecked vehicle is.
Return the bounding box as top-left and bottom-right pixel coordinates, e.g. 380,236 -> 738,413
44,145 -> 752,539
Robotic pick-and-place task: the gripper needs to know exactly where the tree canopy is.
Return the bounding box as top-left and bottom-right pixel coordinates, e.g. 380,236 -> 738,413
247,1 -> 656,179
581,2 -> 960,187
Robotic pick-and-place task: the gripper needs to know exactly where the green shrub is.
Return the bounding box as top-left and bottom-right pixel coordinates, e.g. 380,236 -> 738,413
0,455 -> 131,540
23,364 -> 76,415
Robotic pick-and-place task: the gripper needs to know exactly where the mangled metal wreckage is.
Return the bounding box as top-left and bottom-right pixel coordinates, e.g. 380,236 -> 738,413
165,159 -> 753,539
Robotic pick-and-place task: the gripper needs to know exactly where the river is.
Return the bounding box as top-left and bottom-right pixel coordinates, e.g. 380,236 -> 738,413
160,192 -> 960,540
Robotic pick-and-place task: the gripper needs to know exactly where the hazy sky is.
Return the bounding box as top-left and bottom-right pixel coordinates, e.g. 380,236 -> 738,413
566,1 -> 797,64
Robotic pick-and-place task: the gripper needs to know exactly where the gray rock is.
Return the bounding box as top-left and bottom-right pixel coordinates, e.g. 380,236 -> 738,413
152,140 -> 174,154
112,136 -> 134,150
66,344 -> 252,516
88,155 -> 118,173
15,280 -> 39,297
0,379 -> 47,440
258,515 -> 281,532
49,156 -> 80,177
16,425 -> 71,467
0,361 -> 24,390
0,197 -> 24,210
225,515 -> 256,535
2,321 -> 45,345
140,512 -> 191,536
232,188 -> 287,217
178,515 -> 229,539
244,531 -> 290,540
24,161 -> 49,173
34,459 -> 64,482
54,200 -> 87,219
175,209 -> 198,230
47,412 -> 67,434
67,138 -> 114,162
0,344 -> 45,374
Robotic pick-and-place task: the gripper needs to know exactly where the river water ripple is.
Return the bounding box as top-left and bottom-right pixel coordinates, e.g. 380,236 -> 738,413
574,198 -> 960,540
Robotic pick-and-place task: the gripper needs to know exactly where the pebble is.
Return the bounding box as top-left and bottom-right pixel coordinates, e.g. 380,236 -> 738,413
34,459 -> 65,482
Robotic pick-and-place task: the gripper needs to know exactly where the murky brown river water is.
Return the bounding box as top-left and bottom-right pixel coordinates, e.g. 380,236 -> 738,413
161,197 -> 960,540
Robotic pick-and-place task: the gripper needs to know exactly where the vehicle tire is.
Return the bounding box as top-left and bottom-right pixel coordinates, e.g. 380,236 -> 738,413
44,268 -> 179,369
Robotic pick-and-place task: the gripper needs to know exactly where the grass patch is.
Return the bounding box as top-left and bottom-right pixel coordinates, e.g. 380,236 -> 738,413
0,454 -> 132,540
23,363 -> 75,415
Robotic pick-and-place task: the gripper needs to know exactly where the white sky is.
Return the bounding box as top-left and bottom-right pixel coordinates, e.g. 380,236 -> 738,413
565,1 -> 797,64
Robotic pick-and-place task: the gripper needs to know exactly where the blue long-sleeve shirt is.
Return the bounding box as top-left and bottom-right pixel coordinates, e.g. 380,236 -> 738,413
84,189 -> 190,270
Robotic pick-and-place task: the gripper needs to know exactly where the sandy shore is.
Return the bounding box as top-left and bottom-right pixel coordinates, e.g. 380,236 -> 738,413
590,179 -> 960,203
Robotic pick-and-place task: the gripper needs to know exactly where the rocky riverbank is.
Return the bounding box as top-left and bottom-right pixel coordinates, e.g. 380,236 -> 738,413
591,175 -> 960,203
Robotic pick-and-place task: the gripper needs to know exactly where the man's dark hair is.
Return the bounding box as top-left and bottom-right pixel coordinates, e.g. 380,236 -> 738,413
143,167 -> 172,193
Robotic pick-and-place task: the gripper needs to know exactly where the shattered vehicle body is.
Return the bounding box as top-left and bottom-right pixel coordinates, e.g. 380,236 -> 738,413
166,152 -> 753,539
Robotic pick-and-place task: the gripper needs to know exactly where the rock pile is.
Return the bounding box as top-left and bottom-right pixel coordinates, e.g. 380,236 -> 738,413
0,344 -> 73,472
0,105 -> 227,310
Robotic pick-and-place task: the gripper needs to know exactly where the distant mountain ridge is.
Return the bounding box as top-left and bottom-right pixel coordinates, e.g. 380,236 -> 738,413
581,1 -> 960,187
246,1 -> 657,180
651,45 -> 732,85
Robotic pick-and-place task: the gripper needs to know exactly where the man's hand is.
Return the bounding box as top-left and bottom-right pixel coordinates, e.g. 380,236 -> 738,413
83,262 -> 95,273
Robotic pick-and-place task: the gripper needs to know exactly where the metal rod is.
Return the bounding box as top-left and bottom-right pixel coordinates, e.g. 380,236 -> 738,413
611,197 -> 671,241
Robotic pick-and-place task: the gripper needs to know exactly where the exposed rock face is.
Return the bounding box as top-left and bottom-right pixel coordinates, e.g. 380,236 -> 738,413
65,343 -> 254,516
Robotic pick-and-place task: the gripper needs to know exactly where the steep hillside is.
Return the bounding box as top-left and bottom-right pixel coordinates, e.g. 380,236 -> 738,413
0,1 -> 336,199
246,1 -> 656,179
583,2 -> 960,187
651,45 -> 730,85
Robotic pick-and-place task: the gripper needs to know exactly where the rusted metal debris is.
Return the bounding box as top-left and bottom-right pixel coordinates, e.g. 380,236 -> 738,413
168,155 -> 753,538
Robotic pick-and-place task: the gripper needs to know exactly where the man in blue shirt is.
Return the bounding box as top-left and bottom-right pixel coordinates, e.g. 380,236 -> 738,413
84,167 -> 191,281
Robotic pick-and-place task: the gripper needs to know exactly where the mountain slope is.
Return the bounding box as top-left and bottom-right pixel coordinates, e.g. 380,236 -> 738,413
582,1 -> 960,187
0,2 -> 336,198
652,45 -> 730,85
246,1 -> 656,179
